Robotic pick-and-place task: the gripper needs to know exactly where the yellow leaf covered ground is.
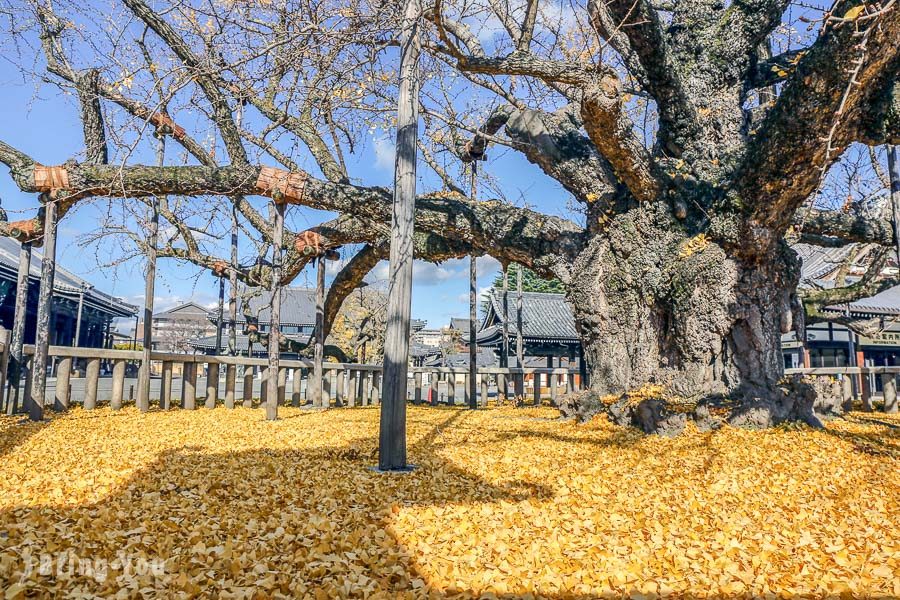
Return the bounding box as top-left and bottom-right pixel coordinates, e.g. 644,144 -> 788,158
0,405 -> 897,598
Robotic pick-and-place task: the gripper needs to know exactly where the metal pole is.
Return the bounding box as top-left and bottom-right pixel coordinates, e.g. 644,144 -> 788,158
215,276 -> 225,353
379,0 -> 420,471
266,199 -> 285,420
312,257 -> 326,407
138,135 -> 162,411
516,264 -> 524,365
28,198 -> 58,420
888,145 -> 900,270
6,242 -> 31,415
502,266 -> 509,367
229,205 -> 238,354
468,162 -> 478,410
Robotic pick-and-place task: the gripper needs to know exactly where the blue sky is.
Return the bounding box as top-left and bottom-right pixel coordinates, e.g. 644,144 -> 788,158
0,47 -> 573,333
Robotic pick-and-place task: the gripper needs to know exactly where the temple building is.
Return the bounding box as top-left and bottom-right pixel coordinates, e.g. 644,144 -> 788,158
476,289 -> 583,370
0,238 -> 137,347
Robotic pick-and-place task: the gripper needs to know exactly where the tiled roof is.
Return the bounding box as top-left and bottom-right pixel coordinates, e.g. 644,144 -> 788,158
154,302 -> 211,319
827,285 -> 900,316
424,348 -> 497,368
480,290 -> 579,343
228,287 -> 318,325
191,332 -> 312,353
0,237 -> 137,317
449,318 -> 470,331
793,243 -> 856,286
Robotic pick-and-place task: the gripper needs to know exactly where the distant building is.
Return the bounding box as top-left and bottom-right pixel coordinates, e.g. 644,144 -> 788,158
477,289 -> 582,369
0,238 -> 137,347
193,287 -> 317,356
138,302 -> 217,353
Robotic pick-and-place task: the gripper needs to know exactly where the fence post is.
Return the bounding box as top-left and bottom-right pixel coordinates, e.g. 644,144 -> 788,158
111,360 -> 126,410
413,371 -> 422,404
182,362 -> 196,410
480,374 -> 489,407
883,373 -> 898,413
533,372 -> 541,406
224,360 -> 236,409
277,367 -> 287,406
160,361 -> 173,410
291,368 -> 302,406
51,356 -> 70,412
83,357 -> 100,410
242,364 -> 254,408
205,362 -> 218,409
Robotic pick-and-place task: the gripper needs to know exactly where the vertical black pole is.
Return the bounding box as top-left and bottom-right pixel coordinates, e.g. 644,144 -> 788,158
215,276 -> 225,353
379,0 -> 420,471
28,197 -> 57,420
229,206 -> 239,354
138,136 -> 162,411
516,264 -> 524,366
73,287 -> 84,346
468,163 -> 478,409
312,257 -> 326,407
267,199 -> 284,420
502,266 -> 509,367
7,242 -> 31,415
888,145 -> 900,269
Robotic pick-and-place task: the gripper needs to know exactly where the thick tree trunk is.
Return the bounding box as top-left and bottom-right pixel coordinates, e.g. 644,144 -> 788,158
564,205 -> 814,431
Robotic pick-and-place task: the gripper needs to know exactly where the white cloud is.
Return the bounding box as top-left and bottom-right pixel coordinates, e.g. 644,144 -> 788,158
373,136 -> 395,171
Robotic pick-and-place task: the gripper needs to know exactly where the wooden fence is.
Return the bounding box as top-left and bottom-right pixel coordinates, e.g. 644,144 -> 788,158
2,332 -> 894,415
0,335 -> 584,413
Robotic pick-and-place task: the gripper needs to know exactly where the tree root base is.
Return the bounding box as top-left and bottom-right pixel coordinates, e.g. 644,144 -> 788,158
558,375 -> 847,436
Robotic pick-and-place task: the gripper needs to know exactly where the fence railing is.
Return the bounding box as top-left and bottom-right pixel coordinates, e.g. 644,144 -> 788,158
0,339 -> 584,413
5,339 -> 893,415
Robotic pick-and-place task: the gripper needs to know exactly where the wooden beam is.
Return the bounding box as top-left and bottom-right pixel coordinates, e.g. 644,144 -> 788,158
311,257 -> 326,407
468,163 -> 478,410
379,0 -> 421,471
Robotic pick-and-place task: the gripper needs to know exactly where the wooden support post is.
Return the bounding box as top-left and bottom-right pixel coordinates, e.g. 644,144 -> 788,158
463,373 -> 470,405
137,137 -> 163,412
0,329 -> 9,413
566,371 -> 575,395
292,368 -> 302,406
182,362 -> 196,410
28,198 -> 58,420
468,165 -> 478,411
111,360 -> 126,410
224,361 -> 236,409
881,373 -> 897,413
205,363 -> 219,409
378,0 -> 420,471
311,258 -> 326,407
54,356 -> 71,411
516,264 -> 524,370
242,364 -> 254,407
264,199 -> 285,420
7,242 -> 31,415
83,357 -> 100,410
160,361 -> 173,410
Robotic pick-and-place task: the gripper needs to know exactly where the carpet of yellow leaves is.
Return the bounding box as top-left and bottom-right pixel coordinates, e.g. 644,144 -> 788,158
0,405 -> 897,598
